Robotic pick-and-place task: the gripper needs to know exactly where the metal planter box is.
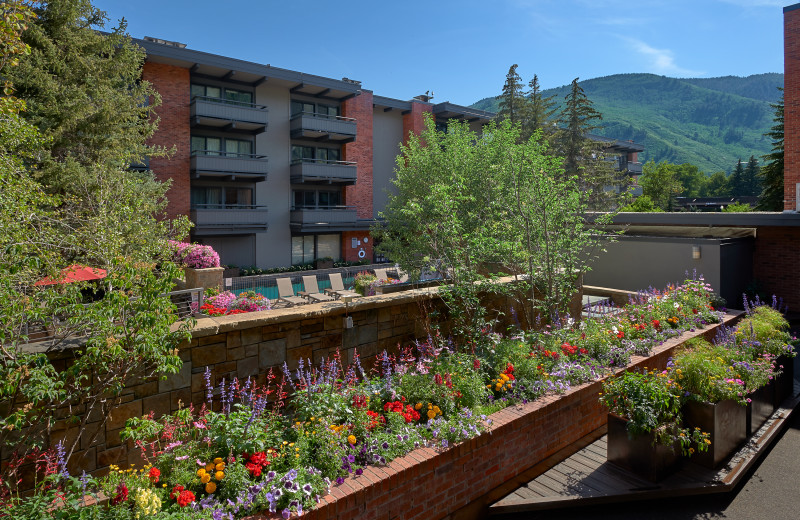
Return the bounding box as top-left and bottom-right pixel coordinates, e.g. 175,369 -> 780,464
682,399 -> 746,468
606,414 -> 682,482
774,354 -> 795,408
746,381 -> 775,436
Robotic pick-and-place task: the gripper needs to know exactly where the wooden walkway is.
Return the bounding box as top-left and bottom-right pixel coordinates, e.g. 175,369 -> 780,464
489,387 -> 800,516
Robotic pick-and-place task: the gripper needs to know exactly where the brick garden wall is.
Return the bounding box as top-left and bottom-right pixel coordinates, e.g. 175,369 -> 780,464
142,61 -> 191,221
242,313 -> 739,520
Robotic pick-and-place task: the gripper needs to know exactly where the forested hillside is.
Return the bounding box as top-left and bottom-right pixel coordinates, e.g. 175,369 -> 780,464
471,73 -> 783,173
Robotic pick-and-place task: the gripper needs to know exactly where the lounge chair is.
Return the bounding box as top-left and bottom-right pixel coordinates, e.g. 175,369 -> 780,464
301,275 -> 334,303
397,270 -> 409,283
325,273 -> 361,299
373,268 -> 389,282
276,278 -> 307,307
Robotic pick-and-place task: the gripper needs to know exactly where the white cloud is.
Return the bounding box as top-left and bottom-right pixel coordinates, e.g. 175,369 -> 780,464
623,38 -> 704,76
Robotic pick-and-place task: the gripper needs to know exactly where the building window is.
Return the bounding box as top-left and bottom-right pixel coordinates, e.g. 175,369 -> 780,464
191,84 -> 253,106
291,234 -> 341,264
291,100 -> 340,118
291,145 -> 341,164
292,190 -> 341,209
191,136 -> 253,157
191,186 -> 254,208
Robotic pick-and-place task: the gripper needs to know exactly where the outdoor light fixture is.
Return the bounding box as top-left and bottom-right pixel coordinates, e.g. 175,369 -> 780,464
342,294 -> 354,328
692,245 -> 701,260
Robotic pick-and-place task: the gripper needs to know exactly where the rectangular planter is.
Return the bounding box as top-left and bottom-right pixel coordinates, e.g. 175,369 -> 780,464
746,381 -> 775,436
773,354 -> 795,408
607,414 -> 682,482
683,399 -> 746,468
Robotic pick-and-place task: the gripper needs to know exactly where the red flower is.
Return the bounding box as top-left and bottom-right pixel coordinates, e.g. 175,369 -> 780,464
110,483 -> 128,505
473,358 -> 480,370
177,489 -> 195,507
616,331 -> 625,339
148,467 -> 160,484
170,485 -> 184,500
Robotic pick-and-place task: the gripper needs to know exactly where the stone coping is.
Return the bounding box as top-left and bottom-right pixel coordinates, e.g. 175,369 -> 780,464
181,276 -> 522,338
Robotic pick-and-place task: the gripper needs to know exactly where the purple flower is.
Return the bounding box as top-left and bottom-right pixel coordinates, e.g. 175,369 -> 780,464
302,483 -> 313,495
282,508 -> 291,519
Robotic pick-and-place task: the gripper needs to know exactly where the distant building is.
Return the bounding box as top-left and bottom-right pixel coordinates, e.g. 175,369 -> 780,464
137,37 -> 642,268
674,196 -> 760,212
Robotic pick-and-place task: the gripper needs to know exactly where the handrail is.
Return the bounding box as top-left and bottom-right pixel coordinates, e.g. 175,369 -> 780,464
191,204 -> 268,211
290,111 -> 356,123
190,95 -> 267,110
291,205 -> 356,211
290,158 -> 357,166
191,150 -> 267,160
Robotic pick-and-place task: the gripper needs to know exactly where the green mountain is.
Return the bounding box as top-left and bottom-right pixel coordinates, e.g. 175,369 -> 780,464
471,73 -> 783,174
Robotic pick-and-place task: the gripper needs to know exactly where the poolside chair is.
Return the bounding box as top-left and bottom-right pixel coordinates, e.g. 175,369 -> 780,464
276,277 -> 307,307
397,269 -> 409,283
373,268 -> 389,282
325,272 -> 361,299
301,275 -> 335,303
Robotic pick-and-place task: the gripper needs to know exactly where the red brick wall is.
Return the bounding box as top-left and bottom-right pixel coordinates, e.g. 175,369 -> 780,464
142,61 -> 191,220
402,101 -> 432,144
342,91 -> 374,219
753,226 -> 800,310
785,6 -> 800,211
341,231 -> 373,263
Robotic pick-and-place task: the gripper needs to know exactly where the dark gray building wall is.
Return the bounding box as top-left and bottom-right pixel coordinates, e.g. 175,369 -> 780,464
372,110 -> 404,219
585,236 -> 754,306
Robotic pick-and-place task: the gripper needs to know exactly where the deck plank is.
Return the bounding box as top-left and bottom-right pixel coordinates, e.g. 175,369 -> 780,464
489,392 -> 800,516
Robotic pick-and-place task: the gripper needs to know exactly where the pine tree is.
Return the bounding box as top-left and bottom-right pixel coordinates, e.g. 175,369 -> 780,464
757,90 -> 784,210
496,64 -> 527,126
555,78 -> 616,209
522,74 -> 558,142
729,159 -> 745,197
743,155 -> 760,197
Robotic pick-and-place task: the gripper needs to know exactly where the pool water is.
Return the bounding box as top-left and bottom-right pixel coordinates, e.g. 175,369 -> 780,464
233,277 -> 355,301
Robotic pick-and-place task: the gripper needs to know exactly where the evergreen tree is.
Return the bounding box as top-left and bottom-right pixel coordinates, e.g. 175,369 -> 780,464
496,64 -> 527,126
729,159 -> 745,197
757,90 -> 784,210
743,155 -> 761,197
555,78 -> 617,209
522,74 -> 558,141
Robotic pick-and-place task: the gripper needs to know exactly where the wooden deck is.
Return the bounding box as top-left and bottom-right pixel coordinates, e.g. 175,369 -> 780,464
489,386 -> 800,516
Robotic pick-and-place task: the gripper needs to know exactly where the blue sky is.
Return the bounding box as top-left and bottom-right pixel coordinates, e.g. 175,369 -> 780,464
93,0 -> 786,106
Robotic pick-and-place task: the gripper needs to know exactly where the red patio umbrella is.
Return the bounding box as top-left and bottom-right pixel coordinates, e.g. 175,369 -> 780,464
33,264 -> 108,286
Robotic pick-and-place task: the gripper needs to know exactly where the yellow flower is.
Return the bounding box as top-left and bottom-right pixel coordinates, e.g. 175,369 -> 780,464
197,468 -> 207,477
310,416 -> 315,421
205,482 -> 217,494
215,470 -> 225,480
201,473 -> 211,484
205,463 -> 215,472
213,457 -> 223,464
215,462 -> 225,471
427,410 -> 436,420
415,402 -> 423,410
347,435 -> 357,445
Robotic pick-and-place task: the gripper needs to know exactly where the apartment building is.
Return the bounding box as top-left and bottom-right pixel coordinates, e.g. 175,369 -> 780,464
138,36 -> 642,269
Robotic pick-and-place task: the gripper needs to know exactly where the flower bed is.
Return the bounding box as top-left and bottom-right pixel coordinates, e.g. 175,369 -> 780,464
199,291 -> 271,317
170,241 -> 221,269
10,277 -> 740,519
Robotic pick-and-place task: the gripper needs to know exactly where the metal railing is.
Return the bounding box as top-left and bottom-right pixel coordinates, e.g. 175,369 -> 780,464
191,95 -> 267,111
290,110 -> 355,122
191,149 -> 267,160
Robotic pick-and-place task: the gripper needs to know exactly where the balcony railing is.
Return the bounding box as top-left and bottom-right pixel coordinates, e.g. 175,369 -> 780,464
190,150 -> 269,182
290,159 -> 357,185
191,96 -> 269,134
190,204 -> 269,234
290,112 -> 357,142
627,161 -> 643,174
290,206 -> 359,230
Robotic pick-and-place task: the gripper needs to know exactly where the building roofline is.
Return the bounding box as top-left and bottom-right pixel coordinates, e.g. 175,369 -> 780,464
135,37 -> 361,94
588,211 -> 800,227
785,3 -> 800,13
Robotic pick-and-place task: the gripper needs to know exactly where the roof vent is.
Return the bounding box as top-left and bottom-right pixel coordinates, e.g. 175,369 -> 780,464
413,91 -> 434,103
342,77 -> 361,86
143,36 -> 187,49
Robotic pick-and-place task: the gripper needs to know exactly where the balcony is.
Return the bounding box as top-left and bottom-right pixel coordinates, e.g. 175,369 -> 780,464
191,96 -> 268,134
191,151 -> 269,182
290,206 -> 362,232
190,204 -> 269,235
290,112 -> 357,143
290,159 -> 357,185
627,162 -> 643,175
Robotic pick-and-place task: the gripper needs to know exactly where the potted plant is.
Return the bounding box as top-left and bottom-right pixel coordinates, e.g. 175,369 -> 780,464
314,257 -> 334,270
353,271 -> 378,296
668,340 -> 748,468
169,240 -> 223,290
600,369 -> 709,481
